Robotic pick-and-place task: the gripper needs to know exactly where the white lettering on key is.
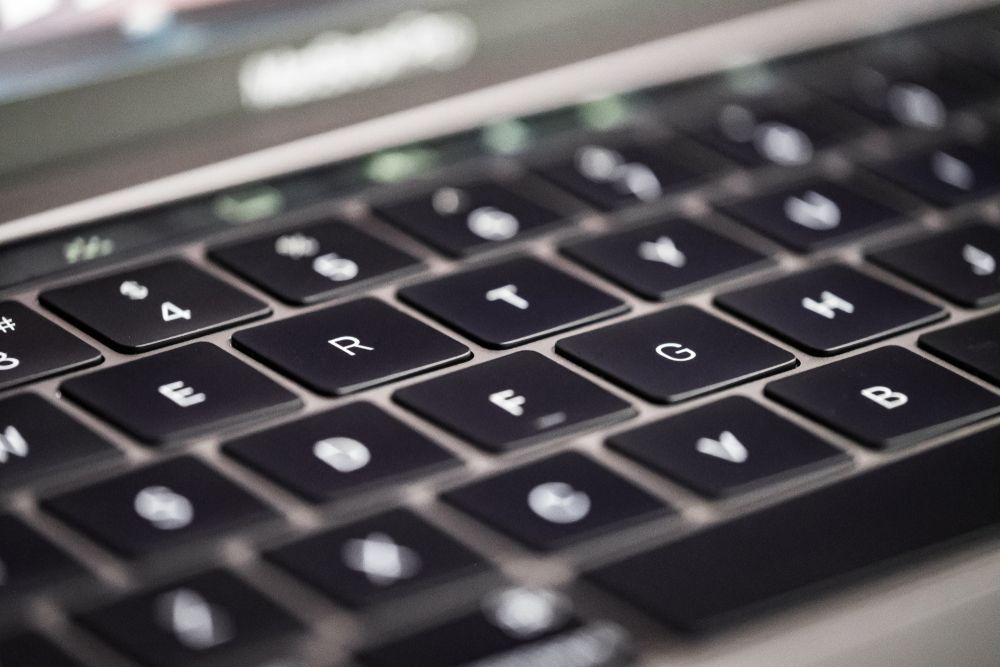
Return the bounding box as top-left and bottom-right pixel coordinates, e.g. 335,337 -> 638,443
575,145 -> 662,202
134,486 -> 195,530
158,381 -> 207,408
328,336 -> 374,356
887,83 -> 946,130
802,291 -> 854,319
861,385 -> 909,409
655,343 -> 696,362
784,191 -> 841,231
161,301 -> 192,322
528,482 -> 591,524
486,284 -> 529,310
119,280 -> 149,301
313,437 -> 371,473
0,425 -> 28,464
342,532 -> 421,586
932,151 -> 975,191
638,236 -> 686,267
484,588 -> 570,639
490,389 -> 526,416
274,233 -> 320,259
467,206 -> 520,241
155,588 -> 234,651
963,244 -> 996,276
695,431 -> 749,463
755,122 -> 814,166
313,253 -> 360,281
0,351 -> 19,371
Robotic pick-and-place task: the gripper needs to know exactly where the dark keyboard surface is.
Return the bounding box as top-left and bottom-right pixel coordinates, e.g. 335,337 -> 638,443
4,9 -> 1000,666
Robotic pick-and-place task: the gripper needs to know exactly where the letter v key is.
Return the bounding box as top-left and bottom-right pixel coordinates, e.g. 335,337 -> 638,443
696,431 -> 749,463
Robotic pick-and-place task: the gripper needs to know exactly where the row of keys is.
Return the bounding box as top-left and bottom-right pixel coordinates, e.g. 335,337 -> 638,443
3,153 -> 997,397
5,218 -> 998,443
6,262 -> 983,456
12,210 -> 1000,402
18,346 -> 996,572
5,579 -> 628,667
0,247 -> 992,469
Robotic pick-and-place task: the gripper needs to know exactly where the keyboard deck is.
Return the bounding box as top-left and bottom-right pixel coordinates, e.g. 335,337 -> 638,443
4,7 -> 1000,666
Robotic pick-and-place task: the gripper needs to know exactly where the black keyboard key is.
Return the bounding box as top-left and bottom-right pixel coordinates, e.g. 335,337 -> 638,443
556,306 -> 797,404
43,456 -> 276,558
444,452 -> 669,551
374,180 -> 565,256
61,343 -> 301,444
399,258 -> 627,348
589,423 -> 1000,632
869,223 -> 1000,307
872,144 -> 1000,205
562,218 -> 771,300
0,394 -> 118,487
41,260 -> 270,353
394,351 -> 634,453
683,101 -> 839,168
716,265 -> 944,355
920,313 -> 1000,386
608,397 -> 847,498
0,301 -> 101,391
78,569 -> 302,667
233,298 -> 470,396
268,509 -> 486,608
210,220 -> 420,305
0,515 -> 82,594
359,587 -> 633,667
535,139 -> 718,210
719,181 -> 905,252
766,346 -> 1000,449
0,633 -> 82,667
224,402 -> 458,503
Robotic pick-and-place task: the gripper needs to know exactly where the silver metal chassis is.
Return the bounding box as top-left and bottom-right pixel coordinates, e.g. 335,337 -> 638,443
2,1 -> 1000,665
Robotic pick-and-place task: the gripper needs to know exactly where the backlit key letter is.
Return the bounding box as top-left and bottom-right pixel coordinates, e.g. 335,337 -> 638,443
861,385 -> 909,409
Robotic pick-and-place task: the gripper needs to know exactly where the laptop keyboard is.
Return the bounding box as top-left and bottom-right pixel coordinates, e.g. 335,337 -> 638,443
5,9 -> 1000,666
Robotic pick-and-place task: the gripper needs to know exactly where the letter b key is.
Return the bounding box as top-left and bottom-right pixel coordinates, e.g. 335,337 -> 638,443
861,385 -> 909,410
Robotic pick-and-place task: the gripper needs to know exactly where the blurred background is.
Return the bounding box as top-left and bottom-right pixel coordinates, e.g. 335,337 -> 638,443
0,0 -> 800,219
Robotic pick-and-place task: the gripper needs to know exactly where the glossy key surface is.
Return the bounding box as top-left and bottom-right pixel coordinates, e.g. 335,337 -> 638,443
78,569 -> 302,667
608,397 -> 848,498
443,452 -> 670,551
557,306 -> 797,403
0,301 -> 101,391
233,298 -> 471,396
44,456 -> 276,558
399,257 -> 627,348
224,402 -> 458,503
563,218 -> 770,300
41,260 -> 269,353
211,220 -> 420,304
716,265 -> 944,355
765,346 -> 1000,448
60,343 -> 302,444
395,351 -> 634,452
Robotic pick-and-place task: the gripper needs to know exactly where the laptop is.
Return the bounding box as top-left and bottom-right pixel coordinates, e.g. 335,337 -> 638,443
2,0 -> 1000,664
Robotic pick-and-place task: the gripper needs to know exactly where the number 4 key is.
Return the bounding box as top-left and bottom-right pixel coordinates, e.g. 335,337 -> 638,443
41,260 -> 270,352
